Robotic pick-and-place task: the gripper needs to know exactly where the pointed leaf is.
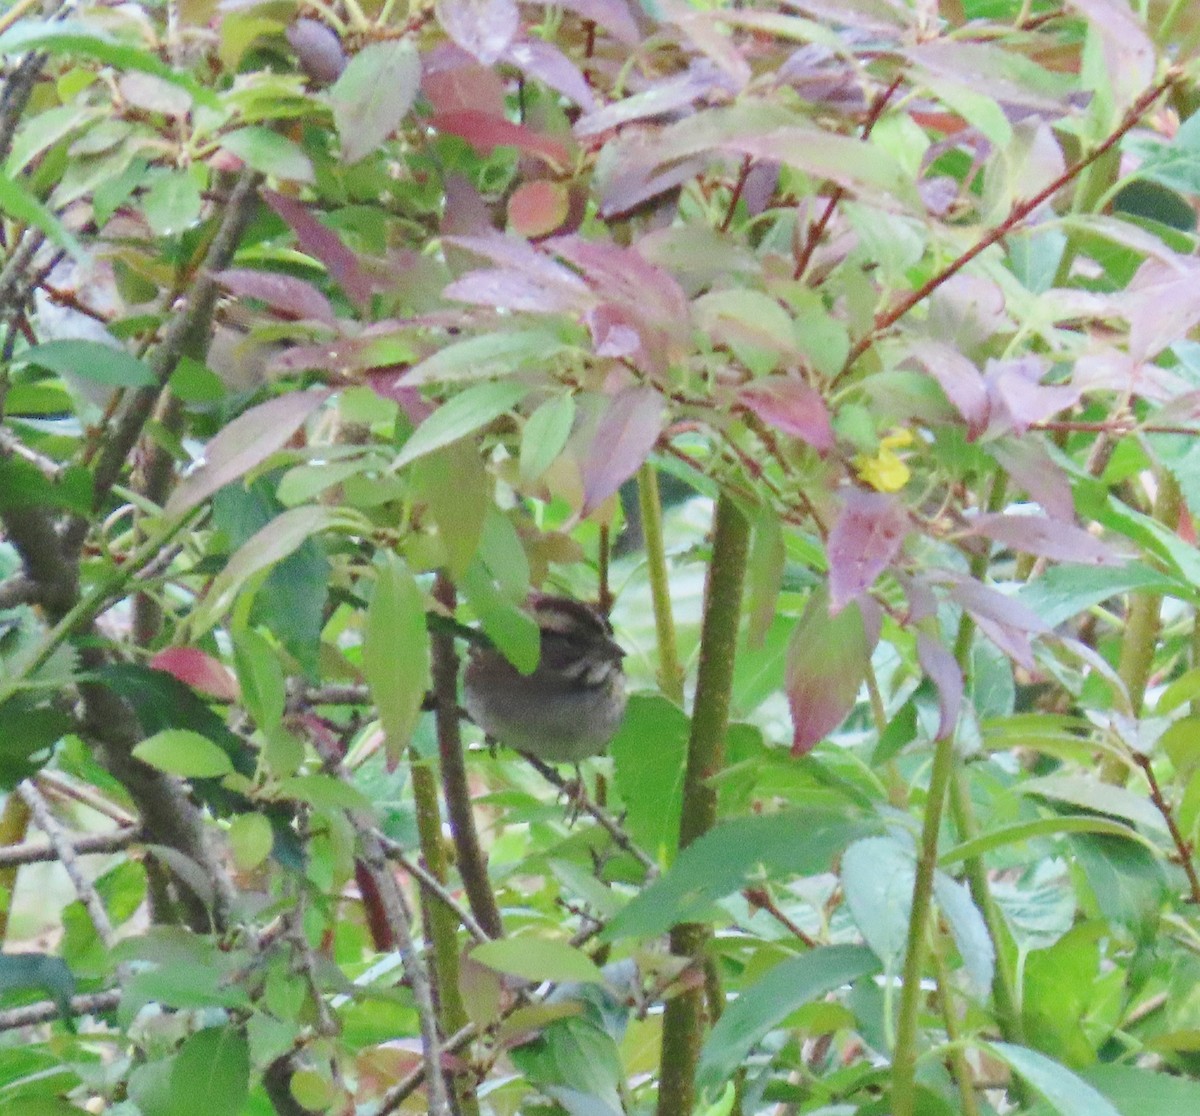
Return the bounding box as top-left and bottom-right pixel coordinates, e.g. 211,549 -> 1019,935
19,339 -> 154,388
149,648 -> 238,701
581,387 -> 665,513
916,631 -> 963,741
827,490 -> 909,612
472,937 -> 604,983
394,381 -> 529,469
841,836 -> 915,967
966,513 -> 1120,565
328,39 -> 420,164
165,390 -> 330,518
133,729 -> 236,779
738,375 -> 834,452
988,1043 -> 1121,1116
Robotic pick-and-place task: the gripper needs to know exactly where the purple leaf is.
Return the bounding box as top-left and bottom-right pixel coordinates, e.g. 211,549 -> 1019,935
286,18 -> 346,83
827,489 -> 909,613
214,268 -> 335,324
984,356 -> 1080,434
522,0 -> 640,44
905,340 -> 988,437
575,62 -> 735,136
1067,0 -> 1154,113
939,573 -> 1044,670
165,389 -> 331,518
739,375 -> 834,452
442,233 -> 592,313
584,304 -> 643,358
503,38 -> 595,110
966,512 -> 1120,566
262,190 -> 374,309
581,387 -> 665,513
989,437 -> 1075,522
1124,257 -> 1200,363
916,631 -> 962,741
422,54 -> 507,117
435,0 -> 519,65
787,590 -> 880,755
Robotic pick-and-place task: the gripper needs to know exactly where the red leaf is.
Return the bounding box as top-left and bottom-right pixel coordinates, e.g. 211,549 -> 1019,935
507,180 -> 571,239
262,190 -> 374,309
214,268 -> 335,324
422,56 -> 506,117
916,631 -> 962,741
581,387 -> 665,513
431,110 -> 571,170
827,489 -> 909,613
738,375 -> 833,452
787,590 -> 880,755
150,647 -> 239,701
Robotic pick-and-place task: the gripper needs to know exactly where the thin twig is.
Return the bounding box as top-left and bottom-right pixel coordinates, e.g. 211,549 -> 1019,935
17,781 -> 117,949
0,825 -> 139,868
1132,753 -> 1200,904
376,833 -> 493,945
522,754 -> 658,875
0,990 -> 121,1033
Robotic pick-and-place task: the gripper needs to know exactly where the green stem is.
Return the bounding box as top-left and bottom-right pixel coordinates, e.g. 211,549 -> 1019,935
638,463 -> 684,704
0,793 -> 31,944
656,493 -> 750,1116
1104,472 -> 1181,782
931,932 -> 982,1116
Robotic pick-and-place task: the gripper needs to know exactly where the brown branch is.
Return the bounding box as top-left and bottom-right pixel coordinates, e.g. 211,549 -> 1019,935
838,71 -> 1181,377
0,990 -> 120,1033
432,573 -> 504,938
720,155 -> 753,233
1132,752 -> 1200,904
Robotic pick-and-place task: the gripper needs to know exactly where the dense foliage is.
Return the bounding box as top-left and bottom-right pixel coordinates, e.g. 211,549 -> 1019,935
2,0 -> 1200,1113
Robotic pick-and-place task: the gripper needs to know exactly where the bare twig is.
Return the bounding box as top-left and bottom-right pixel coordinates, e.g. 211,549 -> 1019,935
0,990 -> 121,1033
522,754 -> 659,875
17,781 -> 116,949
376,832 -> 493,944
0,825 -> 139,868
0,574 -> 39,609
1132,753 -> 1200,904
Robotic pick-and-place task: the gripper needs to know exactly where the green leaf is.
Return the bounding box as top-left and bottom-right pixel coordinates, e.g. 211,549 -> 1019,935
0,694 -> 71,788
133,729 -> 235,778
362,555 -> 430,766
1020,774 -> 1169,834
169,1027 -> 250,1116
232,625 -> 286,732
460,560 -> 540,674
18,339 -> 155,388
393,381 -> 530,470
841,836 -> 915,969
404,329 -> 572,385
989,1043 -> 1121,1116
0,168 -> 84,258
520,392 -> 576,486
0,953 -> 76,1029
933,870 -> 994,991
472,937 -> 604,984
141,169 -> 203,237
219,127 -> 314,182
1017,562 -> 1180,628
940,816 -> 1153,866
328,39 -> 421,164
1080,1063 -> 1200,1116
191,505 -> 345,635
276,774 -> 372,812
604,810 -> 874,940
0,20 -> 217,107
611,695 -> 688,863
696,945 -> 878,1094
228,813 -> 273,872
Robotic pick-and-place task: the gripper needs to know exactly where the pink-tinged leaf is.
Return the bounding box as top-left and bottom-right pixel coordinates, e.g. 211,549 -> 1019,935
939,574 -> 1045,670
1068,0 -> 1154,114
522,0 -> 640,44
916,631 -> 962,741
896,571 -> 938,623
989,438 -> 1075,522
581,387 -> 665,513
507,180 -> 571,239
966,513 -> 1120,566
150,647 -> 239,701
739,375 -> 834,453
443,233 -> 592,312
165,389 -> 331,518
984,356 -> 1080,434
422,57 -> 506,117
504,39 -> 595,110
576,61 -> 738,137
584,304 -> 642,359
364,372 -> 435,424
435,0 -> 519,65
827,489 -> 909,613
214,268 -> 334,324
662,0 -> 752,87
905,340 -> 988,437
1123,257 -> 1200,363
787,589 -> 881,755
552,236 -> 691,329
431,111 -> 571,170
262,190 -> 374,309
286,18 -> 346,83
926,273 -> 1010,357
1073,351 -> 1186,406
